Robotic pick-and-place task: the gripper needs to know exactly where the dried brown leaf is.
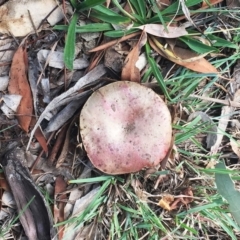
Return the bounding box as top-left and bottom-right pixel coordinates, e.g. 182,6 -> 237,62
0,173 -> 9,191
54,176 -> 67,240
30,117 -> 48,153
158,194 -> 174,211
34,127 -> 48,153
149,37 -> 218,74
121,31 -> 147,82
137,24 -> 188,38
170,187 -> 193,210
8,47 -> 33,132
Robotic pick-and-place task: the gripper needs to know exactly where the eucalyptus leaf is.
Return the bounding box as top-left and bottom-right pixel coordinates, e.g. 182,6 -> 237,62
215,161 -> 240,227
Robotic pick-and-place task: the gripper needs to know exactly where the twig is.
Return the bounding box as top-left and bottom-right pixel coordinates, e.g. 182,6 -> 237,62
190,94 -> 240,107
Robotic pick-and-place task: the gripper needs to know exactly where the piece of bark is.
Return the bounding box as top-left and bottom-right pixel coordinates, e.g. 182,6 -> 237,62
0,148 -> 57,240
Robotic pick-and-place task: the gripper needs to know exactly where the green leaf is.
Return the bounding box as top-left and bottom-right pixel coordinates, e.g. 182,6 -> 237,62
54,23 -> 113,33
104,28 -> 139,38
145,43 -> 172,100
75,0 -> 106,11
208,35 -> 238,49
70,0 -> 77,8
180,36 -> 217,54
162,0 -> 202,15
129,0 -> 146,18
131,14 -> 145,24
91,5 -> 131,24
64,14 -> 78,70
215,161 -> 240,227
69,176 -> 113,183
149,0 -> 167,31
112,0 -> 137,21
90,10 -> 131,24
93,4 -> 127,16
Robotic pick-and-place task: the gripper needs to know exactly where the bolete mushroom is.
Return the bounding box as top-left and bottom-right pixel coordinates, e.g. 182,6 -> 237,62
80,81 -> 172,175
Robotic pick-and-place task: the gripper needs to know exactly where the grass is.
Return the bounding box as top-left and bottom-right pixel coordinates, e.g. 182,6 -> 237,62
1,0 -> 240,239
56,0 -> 240,238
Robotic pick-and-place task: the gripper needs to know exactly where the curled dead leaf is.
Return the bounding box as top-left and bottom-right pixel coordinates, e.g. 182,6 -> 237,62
121,31 -> 147,82
158,194 -> 174,211
170,187 -> 194,210
149,37 -> 218,74
8,47 -> 33,132
137,24 -> 188,38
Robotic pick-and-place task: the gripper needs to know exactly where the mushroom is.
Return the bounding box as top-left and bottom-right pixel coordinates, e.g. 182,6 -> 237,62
80,81 -> 172,175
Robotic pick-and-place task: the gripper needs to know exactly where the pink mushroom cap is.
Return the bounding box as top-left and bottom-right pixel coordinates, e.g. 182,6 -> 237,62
80,81 -> 172,175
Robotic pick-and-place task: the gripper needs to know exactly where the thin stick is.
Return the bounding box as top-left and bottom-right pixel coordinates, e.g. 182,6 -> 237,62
190,94 -> 240,108
89,31 -> 141,52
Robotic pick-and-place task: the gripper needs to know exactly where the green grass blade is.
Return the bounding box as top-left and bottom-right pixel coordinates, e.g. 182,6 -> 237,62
69,176 -> 114,184
75,0 -> 106,11
112,0 -> 137,21
207,34 -> 238,49
129,0 -> 146,18
180,36 -> 218,54
93,4 -> 126,16
90,10 -> 131,24
104,28 -> 139,37
145,43 -> 172,100
215,161 -> 240,227
162,0 -> 202,15
149,0 -> 167,31
91,5 -> 131,24
70,0 -> 77,8
64,13 -> 78,70
55,178 -> 112,227
54,23 -> 113,32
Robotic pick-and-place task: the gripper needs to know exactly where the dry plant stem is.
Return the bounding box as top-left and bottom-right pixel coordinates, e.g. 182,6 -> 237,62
139,232 -> 150,240
37,41 -> 58,85
190,94 -> 240,107
89,31 -> 141,52
174,0 -> 224,21
37,4 -> 61,31
27,10 -> 38,36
